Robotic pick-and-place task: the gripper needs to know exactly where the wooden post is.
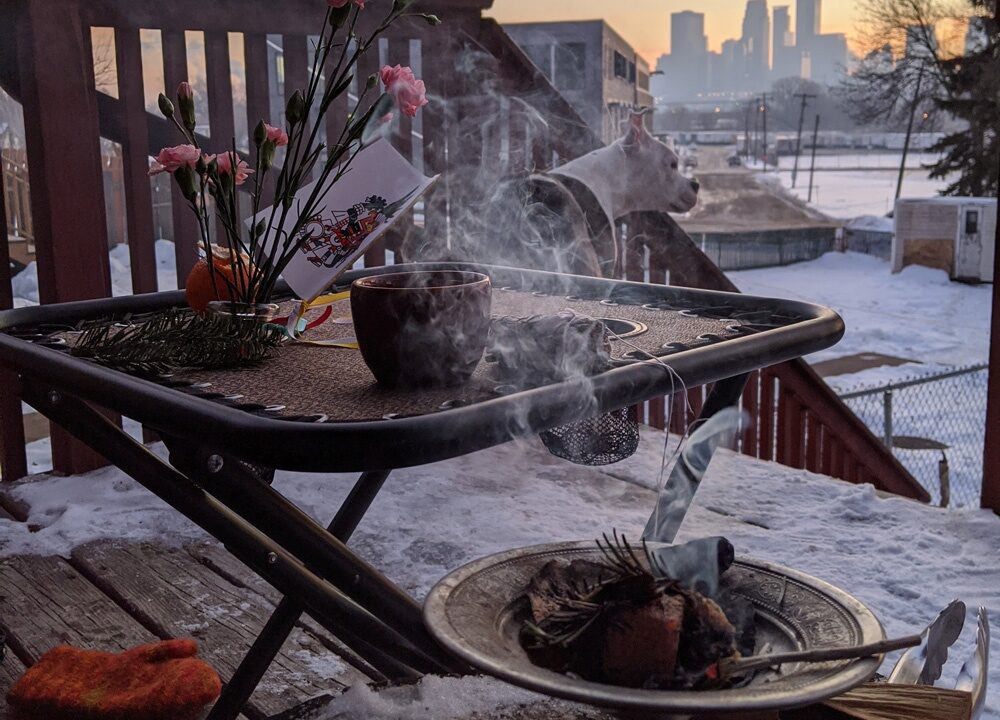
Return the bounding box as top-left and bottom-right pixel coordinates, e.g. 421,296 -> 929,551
0,152 -> 28,482
982,150 -> 1000,513
17,0 -> 112,474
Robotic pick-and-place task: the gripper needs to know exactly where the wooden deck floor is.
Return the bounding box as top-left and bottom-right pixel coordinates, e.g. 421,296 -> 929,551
0,494 -> 375,720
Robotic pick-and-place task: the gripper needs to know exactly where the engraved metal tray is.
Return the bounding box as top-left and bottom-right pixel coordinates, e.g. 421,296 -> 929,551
424,542 -> 885,716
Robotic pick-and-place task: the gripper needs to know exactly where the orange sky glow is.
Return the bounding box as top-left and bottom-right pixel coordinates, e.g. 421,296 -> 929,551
485,0 -> 860,65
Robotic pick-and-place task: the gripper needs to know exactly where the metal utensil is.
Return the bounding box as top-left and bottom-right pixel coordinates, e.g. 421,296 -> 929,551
887,599 -> 966,685
955,606 -> 990,720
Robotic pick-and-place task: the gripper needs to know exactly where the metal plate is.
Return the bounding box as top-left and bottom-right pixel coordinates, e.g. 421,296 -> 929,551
425,542 -> 885,716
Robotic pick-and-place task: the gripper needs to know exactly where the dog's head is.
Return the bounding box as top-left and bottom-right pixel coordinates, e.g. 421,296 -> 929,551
617,112 -> 699,214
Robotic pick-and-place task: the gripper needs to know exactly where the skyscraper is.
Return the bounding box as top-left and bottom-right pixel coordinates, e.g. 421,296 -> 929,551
772,6 -> 797,79
796,0 -> 821,43
741,0 -> 771,90
670,11 -> 708,99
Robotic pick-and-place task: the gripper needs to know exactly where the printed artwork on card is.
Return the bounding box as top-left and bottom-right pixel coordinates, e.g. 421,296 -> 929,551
252,138 -> 437,301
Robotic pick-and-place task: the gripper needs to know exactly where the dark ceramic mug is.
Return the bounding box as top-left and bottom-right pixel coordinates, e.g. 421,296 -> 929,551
351,270 -> 493,387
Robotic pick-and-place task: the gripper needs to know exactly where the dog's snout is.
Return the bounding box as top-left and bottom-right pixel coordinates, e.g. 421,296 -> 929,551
690,178 -> 700,193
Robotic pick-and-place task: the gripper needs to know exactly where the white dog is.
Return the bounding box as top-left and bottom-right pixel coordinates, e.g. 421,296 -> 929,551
400,112 -> 699,278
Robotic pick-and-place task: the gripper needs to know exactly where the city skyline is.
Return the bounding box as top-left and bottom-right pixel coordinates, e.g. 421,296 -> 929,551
486,0 -> 858,65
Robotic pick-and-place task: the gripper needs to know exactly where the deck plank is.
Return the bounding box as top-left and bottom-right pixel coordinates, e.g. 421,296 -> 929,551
185,541 -> 381,680
0,555 -> 157,662
0,650 -> 27,719
71,542 -> 364,719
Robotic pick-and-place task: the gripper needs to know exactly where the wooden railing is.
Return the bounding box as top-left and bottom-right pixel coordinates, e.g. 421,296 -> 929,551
0,0 -> 927,502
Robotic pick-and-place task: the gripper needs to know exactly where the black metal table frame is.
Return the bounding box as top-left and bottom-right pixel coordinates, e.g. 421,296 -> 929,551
0,263 -> 844,719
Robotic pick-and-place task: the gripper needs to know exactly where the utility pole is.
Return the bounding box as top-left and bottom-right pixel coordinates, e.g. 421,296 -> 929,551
752,97 -> 761,161
761,93 -> 768,171
743,102 -> 752,160
791,92 -> 817,188
896,64 -> 926,201
807,114 -> 820,203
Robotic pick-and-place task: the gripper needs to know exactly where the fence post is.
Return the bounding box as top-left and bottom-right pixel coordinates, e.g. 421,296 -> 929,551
882,389 -> 893,448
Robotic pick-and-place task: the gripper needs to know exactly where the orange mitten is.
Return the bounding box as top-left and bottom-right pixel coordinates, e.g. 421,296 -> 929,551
7,639 -> 221,720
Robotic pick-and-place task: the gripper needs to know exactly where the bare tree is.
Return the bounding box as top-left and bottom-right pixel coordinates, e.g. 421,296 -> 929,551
840,0 -> 998,196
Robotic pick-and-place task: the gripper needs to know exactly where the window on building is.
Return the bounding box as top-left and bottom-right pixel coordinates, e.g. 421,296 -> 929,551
613,50 -> 628,80
628,61 -> 637,84
554,42 -> 586,90
522,44 -> 553,81
966,210 -> 980,235
637,71 -> 650,90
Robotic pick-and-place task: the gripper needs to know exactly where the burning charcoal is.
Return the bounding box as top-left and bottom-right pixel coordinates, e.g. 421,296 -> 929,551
520,533 -> 747,691
526,559 -> 609,624
488,311 -> 611,387
602,593 -> 685,687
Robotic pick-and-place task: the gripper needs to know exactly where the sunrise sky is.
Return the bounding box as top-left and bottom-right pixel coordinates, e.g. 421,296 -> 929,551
485,0 -> 860,66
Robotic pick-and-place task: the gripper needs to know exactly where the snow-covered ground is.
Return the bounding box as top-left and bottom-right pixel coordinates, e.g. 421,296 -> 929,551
754,151 -> 955,219
730,251 -> 992,377
2,429 -> 998,718
731,252 -> 992,506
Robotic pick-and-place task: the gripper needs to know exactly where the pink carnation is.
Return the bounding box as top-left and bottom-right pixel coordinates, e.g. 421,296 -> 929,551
265,123 -> 289,147
327,0 -> 364,8
380,65 -> 428,118
149,144 -> 200,176
216,151 -> 254,186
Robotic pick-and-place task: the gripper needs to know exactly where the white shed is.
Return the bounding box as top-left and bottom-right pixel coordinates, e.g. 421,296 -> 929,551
893,197 -> 996,282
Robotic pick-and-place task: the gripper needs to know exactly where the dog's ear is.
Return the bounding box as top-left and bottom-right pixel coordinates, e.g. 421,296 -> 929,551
622,111 -> 652,154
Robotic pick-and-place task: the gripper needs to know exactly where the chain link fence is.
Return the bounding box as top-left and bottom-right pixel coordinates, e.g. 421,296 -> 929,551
839,364 -> 989,508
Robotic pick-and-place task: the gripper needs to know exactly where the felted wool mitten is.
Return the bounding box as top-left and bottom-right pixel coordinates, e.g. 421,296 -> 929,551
6,638 -> 221,720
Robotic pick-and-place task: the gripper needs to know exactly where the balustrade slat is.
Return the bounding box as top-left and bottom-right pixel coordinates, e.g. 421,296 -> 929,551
355,45 -> 383,268
162,29 -> 200,283
758,370 -> 775,461
115,27 -> 158,294
742,370 -> 759,457
806,415 -> 822,473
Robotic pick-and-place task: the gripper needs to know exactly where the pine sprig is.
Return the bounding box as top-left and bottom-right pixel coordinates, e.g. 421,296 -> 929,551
71,309 -> 285,376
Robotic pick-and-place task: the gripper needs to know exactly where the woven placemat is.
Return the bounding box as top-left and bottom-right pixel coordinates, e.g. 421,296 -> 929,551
176,289 -> 748,422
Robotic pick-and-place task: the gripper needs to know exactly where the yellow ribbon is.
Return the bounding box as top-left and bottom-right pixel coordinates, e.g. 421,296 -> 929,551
282,291 -> 359,348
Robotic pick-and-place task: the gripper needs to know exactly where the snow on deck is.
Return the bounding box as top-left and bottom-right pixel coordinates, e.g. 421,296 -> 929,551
2,428 -> 998,718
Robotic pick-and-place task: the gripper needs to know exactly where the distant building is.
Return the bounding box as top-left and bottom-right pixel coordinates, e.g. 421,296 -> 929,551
669,11 -> 709,99
796,0 -> 821,44
966,16 -> 988,53
741,0 -> 771,90
504,20 -> 653,144
809,32 -> 848,84
772,5 -> 799,79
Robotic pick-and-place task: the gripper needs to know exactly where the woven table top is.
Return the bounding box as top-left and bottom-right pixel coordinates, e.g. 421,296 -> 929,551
174,288 -> 756,422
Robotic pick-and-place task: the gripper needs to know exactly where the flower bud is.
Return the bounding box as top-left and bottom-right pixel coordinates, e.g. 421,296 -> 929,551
421,14 -> 442,26
253,120 -> 268,147
174,164 -> 199,202
177,82 -> 197,131
366,74 -> 378,90
157,93 -> 175,119
261,141 -> 277,172
285,90 -> 306,125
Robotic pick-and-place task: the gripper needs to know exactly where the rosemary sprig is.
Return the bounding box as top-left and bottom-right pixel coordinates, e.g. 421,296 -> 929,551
70,310 -> 285,376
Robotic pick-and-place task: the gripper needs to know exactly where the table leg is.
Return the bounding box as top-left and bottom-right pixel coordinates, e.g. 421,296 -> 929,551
206,470 -> 400,720
164,440 -> 461,674
21,383 -> 457,675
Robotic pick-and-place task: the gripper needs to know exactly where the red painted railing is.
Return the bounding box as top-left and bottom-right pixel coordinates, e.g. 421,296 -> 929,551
0,0 -> 927,502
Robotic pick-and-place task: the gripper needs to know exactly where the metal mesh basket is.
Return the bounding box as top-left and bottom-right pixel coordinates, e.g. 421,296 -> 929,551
539,406 -> 640,466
